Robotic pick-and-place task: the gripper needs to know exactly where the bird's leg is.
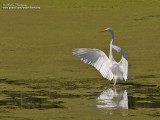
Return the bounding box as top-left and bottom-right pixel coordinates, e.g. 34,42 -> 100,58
113,78 -> 116,86
113,78 -> 117,86
114,87 -> 117,96
113,78 -> 115,85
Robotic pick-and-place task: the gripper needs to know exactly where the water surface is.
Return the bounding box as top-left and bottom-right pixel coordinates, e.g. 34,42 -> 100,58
0,0 -> 160,120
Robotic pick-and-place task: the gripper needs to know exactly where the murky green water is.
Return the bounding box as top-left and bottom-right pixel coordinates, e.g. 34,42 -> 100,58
0,0 -> 160,119
1,81 -> 160,111
0,78 -> 160,120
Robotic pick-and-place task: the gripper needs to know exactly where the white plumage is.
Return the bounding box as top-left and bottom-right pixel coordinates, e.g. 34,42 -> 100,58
73,28 -> 133,85
73,48 -> 113,80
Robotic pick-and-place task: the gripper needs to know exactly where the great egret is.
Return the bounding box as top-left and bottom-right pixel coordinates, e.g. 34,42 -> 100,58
73,28 -> 133,85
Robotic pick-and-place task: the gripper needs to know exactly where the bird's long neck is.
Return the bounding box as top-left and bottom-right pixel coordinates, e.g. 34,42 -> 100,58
109,30 -> 114,61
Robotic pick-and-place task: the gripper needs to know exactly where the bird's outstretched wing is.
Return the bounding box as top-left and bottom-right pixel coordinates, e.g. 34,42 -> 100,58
111,45 -> 128,80
73,48 -> 113,80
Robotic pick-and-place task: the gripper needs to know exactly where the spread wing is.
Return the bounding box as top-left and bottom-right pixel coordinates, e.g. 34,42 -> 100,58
112,45 -> 128,80
73,48 -> 113,80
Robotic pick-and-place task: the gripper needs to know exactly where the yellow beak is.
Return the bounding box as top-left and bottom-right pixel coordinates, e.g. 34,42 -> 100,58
100,29 -> 106,32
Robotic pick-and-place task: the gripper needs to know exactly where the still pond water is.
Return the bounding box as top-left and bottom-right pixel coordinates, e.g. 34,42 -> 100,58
0,78 -> 160,119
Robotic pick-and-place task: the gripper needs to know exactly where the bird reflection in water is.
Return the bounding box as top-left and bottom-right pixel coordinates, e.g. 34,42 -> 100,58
96,87 -> 128,116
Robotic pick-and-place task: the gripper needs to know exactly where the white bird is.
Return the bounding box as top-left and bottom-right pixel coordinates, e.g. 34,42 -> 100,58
73,28 -> 133,85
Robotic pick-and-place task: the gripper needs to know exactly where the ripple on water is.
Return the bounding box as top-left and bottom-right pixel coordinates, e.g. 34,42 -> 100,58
0,91 -> 64,109
95,85 -> 160,116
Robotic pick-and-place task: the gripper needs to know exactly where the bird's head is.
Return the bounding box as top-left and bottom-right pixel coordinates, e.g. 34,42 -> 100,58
100,28 -> 112,32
